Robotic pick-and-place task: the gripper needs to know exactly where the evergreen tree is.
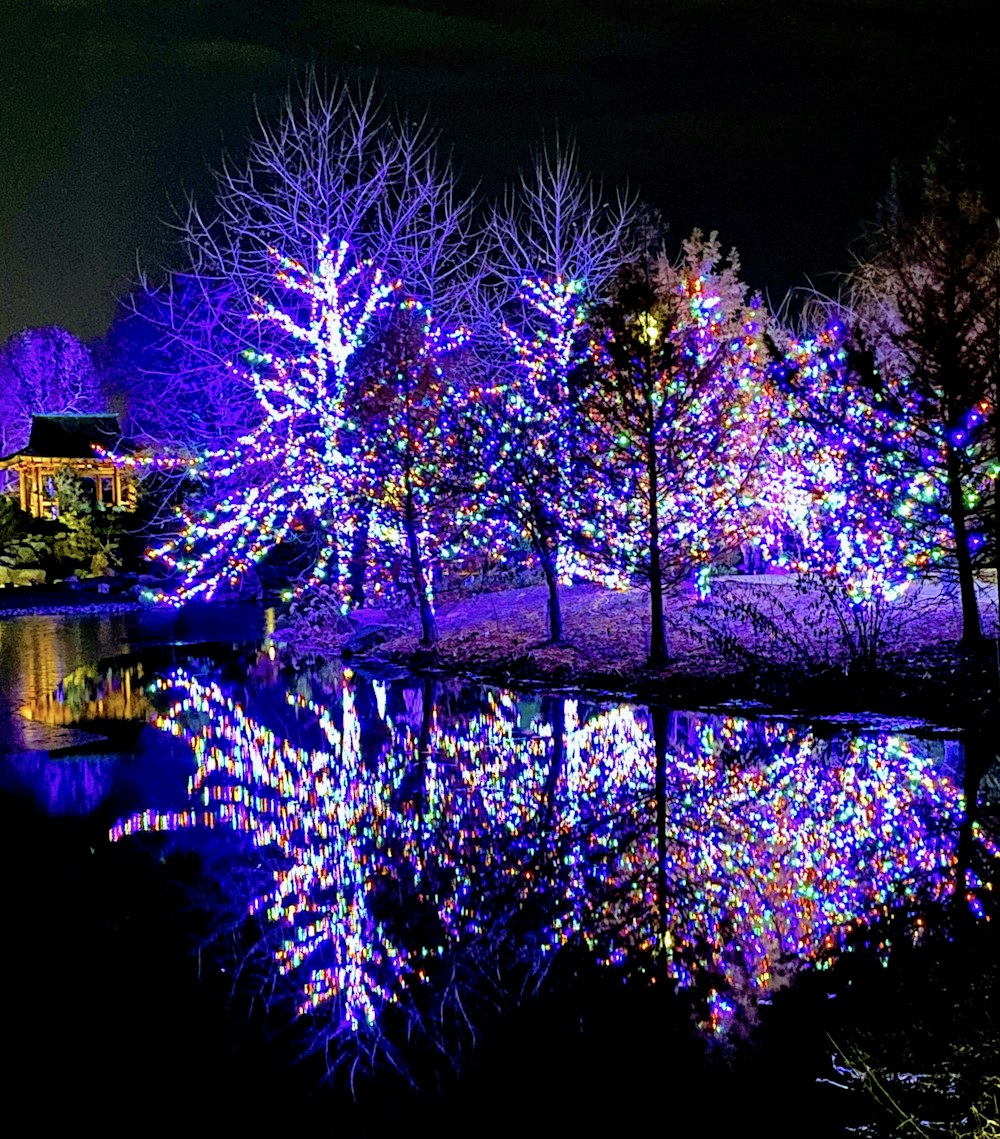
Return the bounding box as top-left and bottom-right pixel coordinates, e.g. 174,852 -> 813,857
849,137 -> 999,647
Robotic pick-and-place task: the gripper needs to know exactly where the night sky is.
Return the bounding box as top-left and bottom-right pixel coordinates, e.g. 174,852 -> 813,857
3,0 -> 995,345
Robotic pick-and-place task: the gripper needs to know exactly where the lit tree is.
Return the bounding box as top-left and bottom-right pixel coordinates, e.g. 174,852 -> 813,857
122,73 -> 480,617
144,238 -> 464,612
848,137 -> 999,647
759,323 -> 933,670
469,140 -> 635,641
579,229 -> 774,665
351,303 -> 470,644
0,326 -> 106,461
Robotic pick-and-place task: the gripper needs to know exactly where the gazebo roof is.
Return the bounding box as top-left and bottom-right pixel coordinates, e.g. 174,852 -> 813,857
1,414 -> 123,464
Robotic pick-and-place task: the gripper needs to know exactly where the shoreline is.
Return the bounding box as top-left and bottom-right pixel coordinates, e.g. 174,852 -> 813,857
2,578 -> 998,727
286,577 -> 1000,728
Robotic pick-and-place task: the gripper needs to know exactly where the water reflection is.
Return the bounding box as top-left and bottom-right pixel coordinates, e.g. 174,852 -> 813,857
0,608 -> 271,817
0,606 -> 271,751
18,661 -> 150,726
110,662 -> 965,1051
0,614 -> 134,744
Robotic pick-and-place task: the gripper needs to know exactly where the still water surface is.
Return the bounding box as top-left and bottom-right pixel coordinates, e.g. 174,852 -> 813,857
0,605 -> 971,1118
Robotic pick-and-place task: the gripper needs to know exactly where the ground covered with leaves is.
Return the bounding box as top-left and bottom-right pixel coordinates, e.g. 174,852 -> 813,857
278,573 -> 1000,726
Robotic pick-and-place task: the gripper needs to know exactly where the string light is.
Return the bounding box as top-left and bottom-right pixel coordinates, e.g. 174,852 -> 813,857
111,666 -> 973,1044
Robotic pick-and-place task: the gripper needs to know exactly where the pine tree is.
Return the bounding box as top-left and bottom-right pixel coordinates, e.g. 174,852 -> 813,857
849,137 -> 999,647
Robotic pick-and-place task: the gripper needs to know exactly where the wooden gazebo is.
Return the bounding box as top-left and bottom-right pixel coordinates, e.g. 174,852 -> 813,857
0,414 -> 133,518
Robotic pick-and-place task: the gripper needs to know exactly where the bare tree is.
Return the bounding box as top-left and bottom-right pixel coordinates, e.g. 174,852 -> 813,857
467,139 -> 636,642
118,70 -> 478,451
485,135 -> 636,293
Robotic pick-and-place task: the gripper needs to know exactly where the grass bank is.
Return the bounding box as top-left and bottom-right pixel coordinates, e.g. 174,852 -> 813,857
279,575 -> 1000,727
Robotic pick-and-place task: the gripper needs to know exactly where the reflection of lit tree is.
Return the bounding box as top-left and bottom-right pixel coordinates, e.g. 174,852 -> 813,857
112,668 -> 419,1036
558,708 -> 963,1032
112,667 -> 966,1067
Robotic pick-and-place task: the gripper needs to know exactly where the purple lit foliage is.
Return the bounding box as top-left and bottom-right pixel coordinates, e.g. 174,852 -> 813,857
0,326 -> 105,461
98,276 -> 258,451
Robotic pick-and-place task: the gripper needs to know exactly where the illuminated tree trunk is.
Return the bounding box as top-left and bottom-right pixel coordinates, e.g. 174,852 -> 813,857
646,396 -> 667,667
404,483 -> 438,646
534,532 -> 564,643
945,439 -> 984,647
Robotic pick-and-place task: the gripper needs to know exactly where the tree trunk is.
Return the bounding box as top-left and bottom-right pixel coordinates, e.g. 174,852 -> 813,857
953,727 -> 994,941
348,507 -> 370,608
946,440 -> 983,647
414,676 -> 435,828
994,365 -> 1000,617
647,431 -> 667,667
535,536 -> 564,643
404,488 -> 438,646
541,695 -> 566,830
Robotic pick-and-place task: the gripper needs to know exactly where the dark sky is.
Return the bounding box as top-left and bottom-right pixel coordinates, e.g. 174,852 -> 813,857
3,0 -> 995,344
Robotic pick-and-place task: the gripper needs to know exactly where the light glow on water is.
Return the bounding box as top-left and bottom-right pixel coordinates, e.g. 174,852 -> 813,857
110,664 -> 967,1042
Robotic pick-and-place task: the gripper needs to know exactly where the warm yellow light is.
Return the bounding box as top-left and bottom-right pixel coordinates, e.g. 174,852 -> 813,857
637,312 -> 660,345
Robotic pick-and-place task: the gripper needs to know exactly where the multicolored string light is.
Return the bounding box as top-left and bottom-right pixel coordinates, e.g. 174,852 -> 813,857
575,235 -> 777,592
133,238 -> 464,610
111,665 -> 974,1046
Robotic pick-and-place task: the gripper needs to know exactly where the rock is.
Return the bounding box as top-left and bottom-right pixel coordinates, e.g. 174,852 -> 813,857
11,568 -> 46,586
344,624 -> 399,655
209,565 -> 264,603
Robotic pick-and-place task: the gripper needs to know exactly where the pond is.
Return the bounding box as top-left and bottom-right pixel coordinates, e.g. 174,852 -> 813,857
0,605 -> 984,1129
